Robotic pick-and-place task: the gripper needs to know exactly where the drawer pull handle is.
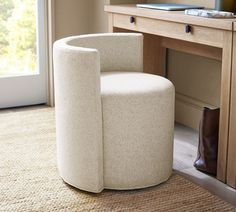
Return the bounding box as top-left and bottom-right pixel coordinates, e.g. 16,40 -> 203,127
130,16 -> 135,24
185,24 -> 192,33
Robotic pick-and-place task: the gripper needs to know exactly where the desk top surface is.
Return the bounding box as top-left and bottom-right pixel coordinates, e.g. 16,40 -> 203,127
105,4 -> 236,31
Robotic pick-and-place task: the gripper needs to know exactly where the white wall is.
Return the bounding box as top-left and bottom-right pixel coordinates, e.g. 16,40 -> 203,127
54,0 -> 90,39
89,0 -> 109,33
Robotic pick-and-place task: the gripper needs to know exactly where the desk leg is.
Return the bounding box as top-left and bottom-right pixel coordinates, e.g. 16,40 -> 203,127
227,30 -> 236,188
143,34 -> 166,76
108,13 -> 114,33
217,31 -> 233,183
108,15 -> 166,76
117,31 -> 167,76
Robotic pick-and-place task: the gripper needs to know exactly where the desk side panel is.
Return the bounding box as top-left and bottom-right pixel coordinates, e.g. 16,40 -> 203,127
227,28 -> 236,188
217,31 -> 233,183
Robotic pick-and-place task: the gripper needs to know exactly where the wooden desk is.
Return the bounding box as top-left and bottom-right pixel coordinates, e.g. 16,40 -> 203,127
105,4 -> 236,188
227,22 -> 236,188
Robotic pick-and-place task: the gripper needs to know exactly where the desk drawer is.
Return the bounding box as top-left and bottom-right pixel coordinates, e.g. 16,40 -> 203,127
113,14 -> 224,48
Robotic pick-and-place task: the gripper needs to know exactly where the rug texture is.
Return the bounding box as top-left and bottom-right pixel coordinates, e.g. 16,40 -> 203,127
0,107 -> 235,211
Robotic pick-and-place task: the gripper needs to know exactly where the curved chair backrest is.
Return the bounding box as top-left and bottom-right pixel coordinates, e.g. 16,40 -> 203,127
53,35 -> 104,192
53,33 -> 143,192
66,33 -> 143,72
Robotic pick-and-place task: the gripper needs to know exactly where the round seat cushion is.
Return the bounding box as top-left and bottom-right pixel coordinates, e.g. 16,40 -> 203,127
101,72 -> 173,96
100,71 -> 175,190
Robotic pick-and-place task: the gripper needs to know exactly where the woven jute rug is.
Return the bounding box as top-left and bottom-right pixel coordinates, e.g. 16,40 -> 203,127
0,107 -> 235,211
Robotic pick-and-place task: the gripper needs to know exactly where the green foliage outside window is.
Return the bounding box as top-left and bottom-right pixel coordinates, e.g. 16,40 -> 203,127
0,0 -> 36,76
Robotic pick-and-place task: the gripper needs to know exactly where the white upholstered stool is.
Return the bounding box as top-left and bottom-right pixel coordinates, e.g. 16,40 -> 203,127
53,33 -> 175,193
101,72 -> 175,190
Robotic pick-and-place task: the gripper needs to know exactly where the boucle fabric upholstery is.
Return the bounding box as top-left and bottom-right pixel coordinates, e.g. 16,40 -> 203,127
53,33 -> 175,193
65,33 -> 143,73
101,72 -> 175,189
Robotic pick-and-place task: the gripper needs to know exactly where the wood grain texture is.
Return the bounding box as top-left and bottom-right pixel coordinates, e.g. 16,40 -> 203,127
227,24 -> 236,188
161,37 -> 222,61
108,13 -> 114,32
104,4 -> 235,30
113,13 -> 225,47
217,30 -> 233,183
143,34 -> 166,76
112,27 -> 166,76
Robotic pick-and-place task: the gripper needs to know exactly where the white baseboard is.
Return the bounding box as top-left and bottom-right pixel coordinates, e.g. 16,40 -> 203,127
175,93 -> 217,130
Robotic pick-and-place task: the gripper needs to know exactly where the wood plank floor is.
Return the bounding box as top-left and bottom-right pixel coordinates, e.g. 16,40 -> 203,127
174,123 -> 236,207
174,124 -> 198,171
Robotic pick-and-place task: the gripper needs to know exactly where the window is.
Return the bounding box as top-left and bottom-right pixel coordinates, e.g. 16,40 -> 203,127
0,0 -> 38,77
